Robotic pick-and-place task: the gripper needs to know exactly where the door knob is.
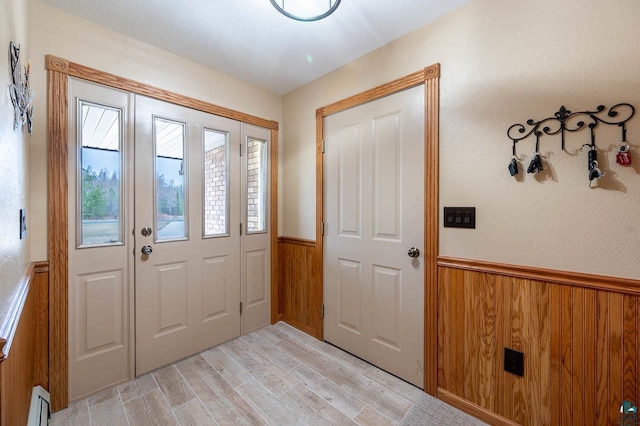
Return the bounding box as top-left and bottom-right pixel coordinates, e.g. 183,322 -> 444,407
407,247 -> 420,258
141,227 -> 153,237
141,245 -> 153,255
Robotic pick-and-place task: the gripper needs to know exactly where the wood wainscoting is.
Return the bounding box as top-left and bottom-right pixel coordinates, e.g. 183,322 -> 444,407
438,256 -> 640,426
0,262 -> 49,426
277,237 -> 322,338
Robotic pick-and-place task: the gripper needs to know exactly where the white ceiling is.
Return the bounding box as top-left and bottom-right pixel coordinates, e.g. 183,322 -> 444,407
39,0 -> 470,95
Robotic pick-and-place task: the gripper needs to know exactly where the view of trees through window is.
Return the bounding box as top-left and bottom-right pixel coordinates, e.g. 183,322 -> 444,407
156,160 -> 184,218
81,164 -> 119,220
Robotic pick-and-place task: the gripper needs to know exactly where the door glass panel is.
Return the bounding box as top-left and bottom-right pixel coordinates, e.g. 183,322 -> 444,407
155,117 -> 187,241
203,129 -> 229,237
246,138 -> 267,234
78,101 -> 123,247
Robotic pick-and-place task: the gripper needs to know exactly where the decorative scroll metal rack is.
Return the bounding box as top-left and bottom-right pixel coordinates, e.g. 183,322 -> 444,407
507,103 -> 635,185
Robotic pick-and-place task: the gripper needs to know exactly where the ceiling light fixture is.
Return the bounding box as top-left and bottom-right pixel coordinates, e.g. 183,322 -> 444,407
269,0 -> 341,22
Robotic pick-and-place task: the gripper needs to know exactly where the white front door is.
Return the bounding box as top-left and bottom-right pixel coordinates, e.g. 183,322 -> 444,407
323,85 -> 425,388
134,96 -> 242,375
68,81 -> 272,398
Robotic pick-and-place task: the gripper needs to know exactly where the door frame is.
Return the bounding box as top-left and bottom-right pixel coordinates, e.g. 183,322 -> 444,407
317,64 -> 440,395
45,55 -> 280,411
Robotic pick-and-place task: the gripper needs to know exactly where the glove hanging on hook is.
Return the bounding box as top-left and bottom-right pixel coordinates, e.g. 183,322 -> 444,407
508,140 -> 519,176
587,148 -> 602,183
527,152 -> 543,174
616,144 -> 632,166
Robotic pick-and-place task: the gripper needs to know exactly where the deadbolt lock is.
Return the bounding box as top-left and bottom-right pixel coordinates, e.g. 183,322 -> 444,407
141,227 -> 153,237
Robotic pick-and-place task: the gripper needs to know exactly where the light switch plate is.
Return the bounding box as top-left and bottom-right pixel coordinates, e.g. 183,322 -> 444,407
443,207 -> 476,229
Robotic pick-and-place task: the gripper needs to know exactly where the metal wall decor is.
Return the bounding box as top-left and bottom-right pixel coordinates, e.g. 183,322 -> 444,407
507,103 -> 635,186
9,41 -> 34,134
269,0 -> 341,22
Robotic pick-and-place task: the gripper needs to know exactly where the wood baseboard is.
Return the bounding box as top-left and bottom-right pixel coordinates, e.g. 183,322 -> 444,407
438,388 -> 519,426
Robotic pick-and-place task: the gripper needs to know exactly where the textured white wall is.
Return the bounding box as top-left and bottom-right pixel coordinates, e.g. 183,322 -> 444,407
28,0 -> 284,261
0,0 -> 31,325
282,0 -> 640,279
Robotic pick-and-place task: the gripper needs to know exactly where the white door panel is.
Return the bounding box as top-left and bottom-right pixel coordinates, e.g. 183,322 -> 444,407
324,85 -> 424,388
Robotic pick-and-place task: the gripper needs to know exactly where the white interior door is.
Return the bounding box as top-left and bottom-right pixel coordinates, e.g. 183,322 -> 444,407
68,78 -> 134,400
323,85 -> 425,388
134,96 -> 242,375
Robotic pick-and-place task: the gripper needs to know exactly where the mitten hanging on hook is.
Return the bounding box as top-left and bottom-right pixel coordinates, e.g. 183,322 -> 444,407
508,140 -> 519,176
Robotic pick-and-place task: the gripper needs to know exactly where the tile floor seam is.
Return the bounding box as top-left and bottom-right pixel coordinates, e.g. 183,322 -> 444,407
173,361 -> 212,420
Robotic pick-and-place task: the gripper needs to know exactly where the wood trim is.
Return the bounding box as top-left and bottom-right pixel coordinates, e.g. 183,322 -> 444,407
0,262 -> 48,362
316,64 -> 441,395
47,56 -> 280,412
270,128 -> 279,325
34,266 -> 50,390
315,108 -> 325,340
437,388 -> 520,426
278,237 -> 316,248
437,256 -> 640,296
0,263 -> 35,358
47,66 -> 69,412
322,70 -> 426,117
423,63 -> 440,396
45,55 -> 277,130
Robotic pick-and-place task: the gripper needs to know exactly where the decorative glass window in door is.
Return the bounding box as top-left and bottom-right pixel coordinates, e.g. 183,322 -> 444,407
246,138 -> 268,233
203,129 -> 229,237
77,101 -> 123,247
154,117 -> 187,241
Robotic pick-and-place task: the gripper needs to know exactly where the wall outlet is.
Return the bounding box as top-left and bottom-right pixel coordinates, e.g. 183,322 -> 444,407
19,209 -> 27,240
504,348 -> 524,376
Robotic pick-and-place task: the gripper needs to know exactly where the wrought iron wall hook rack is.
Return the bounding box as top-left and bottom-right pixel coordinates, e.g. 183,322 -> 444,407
506,103 -> 636,183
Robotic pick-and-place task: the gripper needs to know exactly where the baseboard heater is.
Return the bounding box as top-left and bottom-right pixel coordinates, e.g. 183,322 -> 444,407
27,386 -> 50,426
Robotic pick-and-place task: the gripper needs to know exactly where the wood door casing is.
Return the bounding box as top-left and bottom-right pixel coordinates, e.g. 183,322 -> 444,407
313,65 -> 441,394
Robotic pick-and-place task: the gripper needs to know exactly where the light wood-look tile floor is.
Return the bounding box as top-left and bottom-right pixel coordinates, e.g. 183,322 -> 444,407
52,322 -> 467,425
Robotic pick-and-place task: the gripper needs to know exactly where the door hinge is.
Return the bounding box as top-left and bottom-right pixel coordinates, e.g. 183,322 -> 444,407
322,304 -> 325,319
321,222 -> 326,236
322,140 -> 326,154
240,144 -> 243,156
240,302 -> 243,315
240,223 -> 243,235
